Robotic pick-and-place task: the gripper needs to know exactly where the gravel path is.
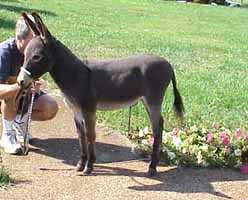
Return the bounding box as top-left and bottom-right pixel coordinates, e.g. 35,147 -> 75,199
0,96 -> 247,200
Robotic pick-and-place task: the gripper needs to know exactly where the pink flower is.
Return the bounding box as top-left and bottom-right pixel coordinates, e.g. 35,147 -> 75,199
206,132 -> 213,143
240,163 -> 248,174
235,128 -> 242,141
220,131 -> 230,146
172,128 -> 179,137
148,137 -> 154,145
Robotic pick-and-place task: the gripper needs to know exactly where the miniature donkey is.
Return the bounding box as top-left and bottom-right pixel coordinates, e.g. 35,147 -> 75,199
17,12 -> 184,176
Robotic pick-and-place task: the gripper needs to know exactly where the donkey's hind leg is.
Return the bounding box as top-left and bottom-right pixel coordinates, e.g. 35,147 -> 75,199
83,112 -> 97,175
74,114 -> 88,172
142,98 -> 164,176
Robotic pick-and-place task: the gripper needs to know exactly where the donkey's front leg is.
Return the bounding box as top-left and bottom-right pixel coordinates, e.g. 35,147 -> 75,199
74,115 -> 88,171
83,112 -> 96,175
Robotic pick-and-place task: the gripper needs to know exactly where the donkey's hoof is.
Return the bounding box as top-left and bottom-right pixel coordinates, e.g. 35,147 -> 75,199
83,167 -> 93,175
76,160 -> 86,172
148,167 -> 157,177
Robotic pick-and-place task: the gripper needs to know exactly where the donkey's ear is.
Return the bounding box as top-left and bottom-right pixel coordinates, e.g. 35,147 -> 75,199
31,12 -> 51,40
21,12 -> 40,36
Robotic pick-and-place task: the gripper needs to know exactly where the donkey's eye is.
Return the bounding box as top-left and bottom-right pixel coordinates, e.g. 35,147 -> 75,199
33,55 -> 41,62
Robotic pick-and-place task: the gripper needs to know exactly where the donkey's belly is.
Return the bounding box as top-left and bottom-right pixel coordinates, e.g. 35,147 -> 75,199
97,98 -> 141,110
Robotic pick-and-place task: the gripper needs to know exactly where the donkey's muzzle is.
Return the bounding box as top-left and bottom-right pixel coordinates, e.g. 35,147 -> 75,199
17,67 -> 33,88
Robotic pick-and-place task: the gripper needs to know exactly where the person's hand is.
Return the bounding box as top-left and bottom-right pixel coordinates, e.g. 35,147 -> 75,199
31,79 -> 42,94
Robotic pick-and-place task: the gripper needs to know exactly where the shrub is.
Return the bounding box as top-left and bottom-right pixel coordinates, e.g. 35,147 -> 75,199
130,123 -> 248,168
0,166 -> 10,187
192,0 -> 210,4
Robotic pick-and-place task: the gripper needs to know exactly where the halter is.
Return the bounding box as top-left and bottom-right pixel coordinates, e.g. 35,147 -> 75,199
20,67 -> 32,77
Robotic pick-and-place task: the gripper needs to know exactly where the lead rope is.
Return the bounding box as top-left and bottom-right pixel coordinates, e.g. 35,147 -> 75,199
22,85 -> 35,155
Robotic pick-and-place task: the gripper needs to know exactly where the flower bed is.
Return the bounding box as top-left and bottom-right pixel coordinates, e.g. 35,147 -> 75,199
128,123 -> 248,170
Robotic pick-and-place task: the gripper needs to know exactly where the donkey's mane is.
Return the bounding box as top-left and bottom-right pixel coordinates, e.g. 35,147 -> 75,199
50,38 -> 91,103
53,39 -> 89,70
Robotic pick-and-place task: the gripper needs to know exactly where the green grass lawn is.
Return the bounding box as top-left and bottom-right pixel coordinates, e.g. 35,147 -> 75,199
1,0 -> 248,133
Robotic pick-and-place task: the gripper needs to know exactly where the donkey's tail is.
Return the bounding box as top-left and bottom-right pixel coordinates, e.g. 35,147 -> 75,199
171,70 -> 184,118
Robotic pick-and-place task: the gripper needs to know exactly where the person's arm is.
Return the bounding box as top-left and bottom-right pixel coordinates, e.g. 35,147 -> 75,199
31,79 -> 43,94
0,81 -> 20,100
0,51 -> 20,100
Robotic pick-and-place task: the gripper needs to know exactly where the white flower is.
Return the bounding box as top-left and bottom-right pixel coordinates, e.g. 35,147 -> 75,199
201,128 -> 208,134
138,129 -> 144,138
234,149 -> 242,157
162,147 -> 167,152
172,137 -> 182,148
162,130 -> 167,136
190,125 -> 198,132
141,139 -> 148,145
202,160 -> 209,167
197,151 -> 203,164
163,131 -> 171,143
234,160 -> 242,168
167,151 -> 176,160
182,147 -> 187,154
200,145 -> 209,152
143,127 -> 150,135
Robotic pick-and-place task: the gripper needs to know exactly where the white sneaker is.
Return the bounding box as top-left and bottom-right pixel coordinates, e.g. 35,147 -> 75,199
0,131 -> 22,154
13,121 -> 33,143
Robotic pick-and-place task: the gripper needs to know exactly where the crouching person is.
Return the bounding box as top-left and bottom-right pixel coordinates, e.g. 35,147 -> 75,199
0,15 -> 58,154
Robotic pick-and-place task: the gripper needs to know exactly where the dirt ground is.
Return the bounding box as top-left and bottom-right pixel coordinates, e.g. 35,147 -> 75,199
0,95 -> 247,200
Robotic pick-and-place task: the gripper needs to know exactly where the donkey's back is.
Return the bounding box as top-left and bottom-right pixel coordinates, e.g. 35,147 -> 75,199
86,54 -> 174,104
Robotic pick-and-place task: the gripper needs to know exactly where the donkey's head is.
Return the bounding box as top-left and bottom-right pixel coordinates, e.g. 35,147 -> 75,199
17,12 -> 55,88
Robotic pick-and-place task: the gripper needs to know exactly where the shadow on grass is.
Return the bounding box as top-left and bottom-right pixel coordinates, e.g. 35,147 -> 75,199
0,18 -> 15,29
0,3 -> 57,16
0,0 -> 19,2
31,137 -> 248,199
0,3 -> 56,31
241,3 -> 248,8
